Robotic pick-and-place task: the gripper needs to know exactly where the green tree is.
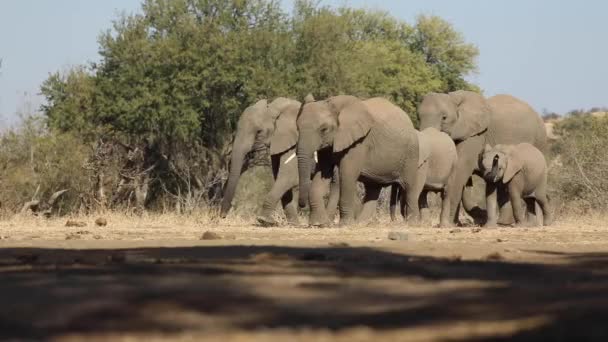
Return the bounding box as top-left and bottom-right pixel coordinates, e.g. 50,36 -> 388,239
410,15 -> 479,92
39,0 -> 481,211
93,0 -> 292,149
40,67 -> 97,140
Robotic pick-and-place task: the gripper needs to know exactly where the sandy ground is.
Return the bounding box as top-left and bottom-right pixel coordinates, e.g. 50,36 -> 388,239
1,213 -> 608,341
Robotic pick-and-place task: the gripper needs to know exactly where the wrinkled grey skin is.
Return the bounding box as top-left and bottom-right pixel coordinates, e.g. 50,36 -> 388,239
481,143 -> 553,227
390,127 -> 458,227
418,91 -> 547,225
220,98 -> 304,226
297,96 -> 420,226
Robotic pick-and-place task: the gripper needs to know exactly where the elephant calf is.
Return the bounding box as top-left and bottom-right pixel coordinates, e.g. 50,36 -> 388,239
390,127 -> 458,227
480,143 -> 553,227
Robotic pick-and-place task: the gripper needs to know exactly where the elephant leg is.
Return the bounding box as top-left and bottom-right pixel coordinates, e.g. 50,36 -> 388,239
338,143 -> 366,226
356,182 -> 382,225
390,184 -> 400,222
258,172 -> 295,227
280,189 -> 299,225
308,170 -> 332,227
524,197 -> 538,226
484,182 -> 498,227
534,181 -> 553,226
508,182 -> 526,226
450,136 -> 484,224
325,166 -> 340,222
439,188 -> 452,228
496,186 -> 515,225
419,190 -> 430,223
280,153 -> 300,225
400,188 -> 407,220
258,155 -> 290,226
462,174 -> 488,225
403,181 -> 424,225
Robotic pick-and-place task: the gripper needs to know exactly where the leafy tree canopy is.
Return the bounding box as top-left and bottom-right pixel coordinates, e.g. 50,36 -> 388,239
41,0 -> 480,148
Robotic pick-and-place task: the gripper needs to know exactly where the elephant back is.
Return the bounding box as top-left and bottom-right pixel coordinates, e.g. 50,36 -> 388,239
486,94 -> 547,153
421,127 -> 458,185
363,98 -> 414,129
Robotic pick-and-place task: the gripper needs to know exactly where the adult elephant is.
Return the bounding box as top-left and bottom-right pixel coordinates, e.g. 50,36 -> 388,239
418,91 -> 547,225
220,98 -> 303,226
220,97 -> 341,226
297,96 -> 420,226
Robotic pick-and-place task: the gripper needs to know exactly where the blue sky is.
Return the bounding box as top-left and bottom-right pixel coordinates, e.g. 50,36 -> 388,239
1,0 -> 606,125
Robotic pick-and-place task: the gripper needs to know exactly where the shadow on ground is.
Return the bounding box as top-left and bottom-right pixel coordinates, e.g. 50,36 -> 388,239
0,245 -> 607,340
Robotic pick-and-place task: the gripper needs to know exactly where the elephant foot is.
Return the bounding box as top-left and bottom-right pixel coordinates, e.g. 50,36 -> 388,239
310,222 -> 333,228
286,220 -> 301,227
309,213 -> 331,228
438,220 -> 453,228
483,220 -> 498,229
284,216 -> 301,227
256,215 -> 279,227
338,219 -> 356,228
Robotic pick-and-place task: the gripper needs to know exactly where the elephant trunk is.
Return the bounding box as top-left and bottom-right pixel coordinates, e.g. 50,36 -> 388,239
484,156 -> 500,183
297,141 -> 316,208
220,134 -> 253,218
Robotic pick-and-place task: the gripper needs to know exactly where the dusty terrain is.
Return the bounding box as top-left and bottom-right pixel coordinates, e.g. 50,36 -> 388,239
1,213 -> 607,341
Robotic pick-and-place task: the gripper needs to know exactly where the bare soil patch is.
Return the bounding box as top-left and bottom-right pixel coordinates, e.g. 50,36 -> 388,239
0,213 -> 607,341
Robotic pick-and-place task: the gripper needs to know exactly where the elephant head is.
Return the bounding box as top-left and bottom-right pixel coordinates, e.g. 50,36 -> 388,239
481,144 -> 520,183
418,90 -> 491,142
296,95 -> 374,207
220,98 -> 300,218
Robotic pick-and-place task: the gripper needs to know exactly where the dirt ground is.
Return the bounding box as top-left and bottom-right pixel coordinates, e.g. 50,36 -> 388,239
1,213 -> 607,341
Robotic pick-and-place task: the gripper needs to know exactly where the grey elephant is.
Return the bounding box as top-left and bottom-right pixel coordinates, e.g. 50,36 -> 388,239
480,143 -> 553,226
390,127 -> 458,227
297,95 -> 420,226
418,91 -> 546,225
220,97 -> 340,226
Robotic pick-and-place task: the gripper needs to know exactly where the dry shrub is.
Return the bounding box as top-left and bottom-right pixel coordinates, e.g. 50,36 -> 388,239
548,115 -> 608,212
0,116 -> 90,216
0,115 -> 278,219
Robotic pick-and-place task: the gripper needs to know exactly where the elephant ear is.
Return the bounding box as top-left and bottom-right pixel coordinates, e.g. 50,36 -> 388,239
448,91 -> 491,141
269,99 -> 301,155
416,131 -> 431,167
327,95 -> 360,115
503,150 -> 523,183
333,100 -> 375,153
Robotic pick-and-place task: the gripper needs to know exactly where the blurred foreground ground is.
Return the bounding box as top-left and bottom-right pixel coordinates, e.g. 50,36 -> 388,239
1,213 -> 607,341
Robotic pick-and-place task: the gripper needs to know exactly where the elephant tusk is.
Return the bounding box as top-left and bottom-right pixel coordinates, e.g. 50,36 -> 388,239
284,151 -> 317,164
284,152 -> 296,164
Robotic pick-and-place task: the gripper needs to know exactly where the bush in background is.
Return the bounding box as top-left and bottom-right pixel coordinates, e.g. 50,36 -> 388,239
0,116 -> 90,216
549,114 -> 608,212
31,0 -> 479,217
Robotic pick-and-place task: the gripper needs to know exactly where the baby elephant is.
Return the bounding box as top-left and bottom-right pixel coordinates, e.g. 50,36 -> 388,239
481,143 -> 553,227
391,127 -> 458,227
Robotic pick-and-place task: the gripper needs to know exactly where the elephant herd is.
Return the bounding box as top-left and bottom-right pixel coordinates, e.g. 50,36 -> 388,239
220,90 -> 552,228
